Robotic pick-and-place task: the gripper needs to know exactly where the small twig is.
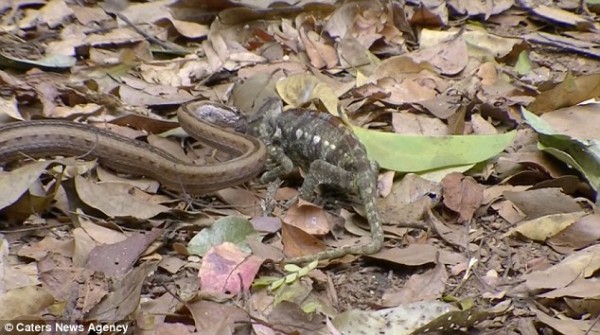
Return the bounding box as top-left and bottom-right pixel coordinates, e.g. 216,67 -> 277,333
584,313 -> 600,335
101,3 -> 189,55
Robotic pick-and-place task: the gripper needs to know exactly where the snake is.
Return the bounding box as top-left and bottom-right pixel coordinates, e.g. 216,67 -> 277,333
0,101 -> 267,195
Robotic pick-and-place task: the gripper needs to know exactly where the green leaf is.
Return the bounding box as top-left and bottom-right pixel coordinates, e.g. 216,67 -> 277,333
285,273 -> 298,283
298,266 -> 310,277
353,126 -> 516,172
514,51 -> 533,75
522,107 -> 600,194
186,216 -> 257,256
252,276 -> 279,287
0,51 -> 76,71
284,264 -> 302,273
270,277 -> 286,290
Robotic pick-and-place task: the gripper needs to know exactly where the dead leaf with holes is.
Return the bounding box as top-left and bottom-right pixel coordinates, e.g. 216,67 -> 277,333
85,229 -> 162,278
37,253 -> 108,318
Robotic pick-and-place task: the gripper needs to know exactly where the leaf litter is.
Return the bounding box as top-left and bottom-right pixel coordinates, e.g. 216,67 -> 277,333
0,0 -> 600,334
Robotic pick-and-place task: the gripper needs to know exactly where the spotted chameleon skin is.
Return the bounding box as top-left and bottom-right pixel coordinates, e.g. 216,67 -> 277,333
273,110 -> 369,172
248,102 -> 384,263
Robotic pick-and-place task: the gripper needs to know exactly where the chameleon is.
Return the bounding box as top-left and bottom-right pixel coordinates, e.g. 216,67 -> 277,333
247,99 -> 384,263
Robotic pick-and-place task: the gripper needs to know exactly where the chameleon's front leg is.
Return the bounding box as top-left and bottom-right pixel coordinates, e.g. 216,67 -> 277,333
260,146 -> 294,183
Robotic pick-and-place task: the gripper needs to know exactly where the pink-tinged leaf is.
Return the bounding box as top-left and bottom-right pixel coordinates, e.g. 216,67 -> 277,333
198,242 -> 263,295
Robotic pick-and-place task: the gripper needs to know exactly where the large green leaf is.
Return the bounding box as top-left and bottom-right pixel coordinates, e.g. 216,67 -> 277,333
353,126 -> 516,172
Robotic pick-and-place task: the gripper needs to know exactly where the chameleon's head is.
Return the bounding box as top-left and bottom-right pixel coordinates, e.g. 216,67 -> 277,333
247,97 -> 283,141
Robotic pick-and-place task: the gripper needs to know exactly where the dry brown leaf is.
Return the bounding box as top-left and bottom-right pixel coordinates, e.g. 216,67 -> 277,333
539,277 -> 600,299
368,244 -> 466,266
491,199 -> 525,224
74,175 -> 170,219
540,103 -> 600,140
427,207 -> 470,249
85,229 -> 162,278
325,1 -> 403,48
38,253 -> 107,316
375,76 -> 440,105
448,0 -> 512,18
96,167 -> 161,195
273,187 -> 299,202
216,187 -> 262,217
410,1 -> 448,26
39,0 -> 73,28
503,188 -> 582,219
370,55 -> 435,81
413,94 -> 463,119
282,201 -> 331,235
0,285 -> 55,319
79,218 -> 128,245
16,236 -> 73,261
85,27 -> 146,46
500,151 -> 571,179
0,240 -> 38,291
482,184 -> 528,205
0,161 -> 55,211
276,73 -> 339,114
281,222 -> 327,259
378,173 -> 441,226
528,73 -> 600,114
441,172 -> 483,223
118,80 -> 195,106
547,213 -> 600,250
246,238 -> 284,261
0,95 -> 22,120
377,170 -> 395,197
268,300 -> 327,333
381,260 -> 448,306
528,5 -> 596,28
410,36 -> 469,76
337,36 -> 378,77
392,110 -> 449,135
87,261 -> 158,320
72,226 -> 98,267
299,28 -> 337,69
517,244 -> 600,292
71,5 -> 111,25
187,300 -> 249,333
532,307 -> 599,335
507,211 -> 587,242
470,113 -> 498,135
250,216 -> 282,234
